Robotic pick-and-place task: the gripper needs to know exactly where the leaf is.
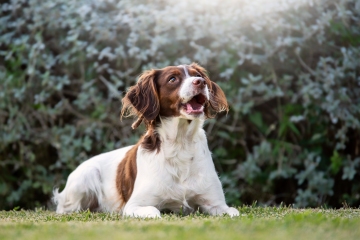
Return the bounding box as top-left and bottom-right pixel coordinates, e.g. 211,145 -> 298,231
217,131 -> 231,141
278,121 -> 288,138
287,122 -> 300,136
330,151 -> 342,175
249,112 -> 266,134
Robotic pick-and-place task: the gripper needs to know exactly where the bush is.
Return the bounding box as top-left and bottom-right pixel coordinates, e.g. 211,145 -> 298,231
0,0 -> 359,210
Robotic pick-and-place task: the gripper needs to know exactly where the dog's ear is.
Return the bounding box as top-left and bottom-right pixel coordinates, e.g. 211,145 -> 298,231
121,70 -> 160,127
208,81 -> 229,113
190,63 -> 229,115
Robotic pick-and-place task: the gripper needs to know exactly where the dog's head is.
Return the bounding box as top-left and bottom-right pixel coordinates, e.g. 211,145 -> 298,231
121,63 -> 228,128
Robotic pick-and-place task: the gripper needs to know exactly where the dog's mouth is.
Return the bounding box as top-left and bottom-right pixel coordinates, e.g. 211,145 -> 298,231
182,94 -> 207,114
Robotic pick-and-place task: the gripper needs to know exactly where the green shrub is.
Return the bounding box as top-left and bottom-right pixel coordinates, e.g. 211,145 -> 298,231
0,0 -> 359,210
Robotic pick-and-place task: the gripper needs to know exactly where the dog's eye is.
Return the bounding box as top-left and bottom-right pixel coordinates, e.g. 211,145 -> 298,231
168,76 -> 176,83
196,74 -> 202,78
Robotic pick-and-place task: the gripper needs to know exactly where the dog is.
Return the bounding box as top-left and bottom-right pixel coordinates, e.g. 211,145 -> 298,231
53,63 -> 239,218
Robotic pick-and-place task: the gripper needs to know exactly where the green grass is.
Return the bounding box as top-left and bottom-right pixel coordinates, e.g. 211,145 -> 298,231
1,207 -> 360,240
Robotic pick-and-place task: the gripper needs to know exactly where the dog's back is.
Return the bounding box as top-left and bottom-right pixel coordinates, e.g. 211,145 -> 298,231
53,146 -> 132,213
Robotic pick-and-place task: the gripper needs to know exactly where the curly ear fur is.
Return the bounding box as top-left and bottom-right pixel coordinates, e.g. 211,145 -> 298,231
121,70 -> 160,128
190,63 -> 229,116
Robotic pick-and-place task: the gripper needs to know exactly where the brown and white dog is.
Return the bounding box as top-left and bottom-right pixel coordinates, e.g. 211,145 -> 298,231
53,63 -> 239,218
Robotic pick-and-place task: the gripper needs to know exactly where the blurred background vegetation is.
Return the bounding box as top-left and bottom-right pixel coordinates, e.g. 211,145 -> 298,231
0,0 -> 359,210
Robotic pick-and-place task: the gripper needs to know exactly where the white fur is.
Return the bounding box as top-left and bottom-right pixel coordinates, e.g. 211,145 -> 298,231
181,65 -> 190,78
53,146 -> 132,213
179,77 -> 209,103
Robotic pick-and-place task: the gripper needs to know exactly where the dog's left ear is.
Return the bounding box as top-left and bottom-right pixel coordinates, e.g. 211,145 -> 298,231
208,81 -> 229,113
121,69 -> 160,128
190,63 -> 229,114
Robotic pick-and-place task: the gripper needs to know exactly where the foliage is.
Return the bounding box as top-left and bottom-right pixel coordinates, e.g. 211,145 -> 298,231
0,0 -> 359,209
1,208 -> 360,240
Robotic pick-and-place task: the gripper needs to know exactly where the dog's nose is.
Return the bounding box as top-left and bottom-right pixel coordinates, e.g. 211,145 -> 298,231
192,78 -> 205,88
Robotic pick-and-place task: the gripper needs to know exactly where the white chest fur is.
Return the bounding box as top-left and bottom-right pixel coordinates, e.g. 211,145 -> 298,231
133,117 -> 214,212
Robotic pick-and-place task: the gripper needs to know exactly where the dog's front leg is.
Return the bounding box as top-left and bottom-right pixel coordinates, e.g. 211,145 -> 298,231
196,178 -> 239,217
123,204 -> 161,219
200,204 -> 239,217
122,190 -> 162,219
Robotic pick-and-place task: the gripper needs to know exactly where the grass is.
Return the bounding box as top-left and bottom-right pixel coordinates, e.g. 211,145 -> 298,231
1,206 -> 360,240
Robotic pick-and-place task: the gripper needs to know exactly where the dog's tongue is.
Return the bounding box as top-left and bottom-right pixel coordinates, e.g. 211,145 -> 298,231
186,98 -> 203,114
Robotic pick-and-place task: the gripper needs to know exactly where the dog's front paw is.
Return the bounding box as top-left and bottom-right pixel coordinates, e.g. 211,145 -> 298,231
131,206 -> 161,219
226,207 -> 239,217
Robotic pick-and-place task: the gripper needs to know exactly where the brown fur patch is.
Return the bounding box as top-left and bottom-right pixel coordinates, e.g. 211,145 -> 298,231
121,70 -> 160,127
142,123 -> 161,153
116,144 -> 139,208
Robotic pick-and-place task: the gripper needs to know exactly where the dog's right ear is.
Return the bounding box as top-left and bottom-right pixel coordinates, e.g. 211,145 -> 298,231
121,70 -> 160,128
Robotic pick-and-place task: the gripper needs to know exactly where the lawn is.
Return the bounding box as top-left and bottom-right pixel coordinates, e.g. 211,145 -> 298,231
1,207 -> 360,240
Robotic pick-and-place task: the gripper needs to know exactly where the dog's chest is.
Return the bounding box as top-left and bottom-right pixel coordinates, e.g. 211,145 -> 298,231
163,140 -> 203,182
150,121 -> 211,211
158,144 -> 208,209
159,170 -> 202,211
